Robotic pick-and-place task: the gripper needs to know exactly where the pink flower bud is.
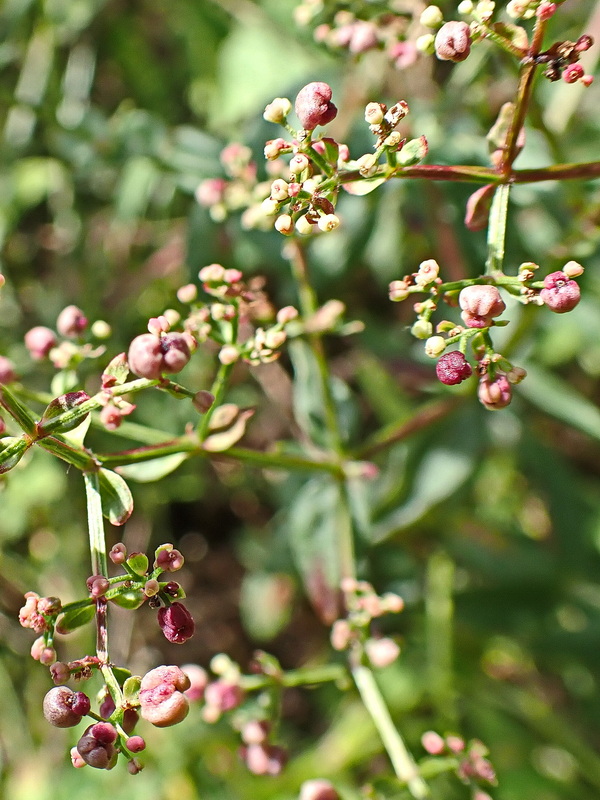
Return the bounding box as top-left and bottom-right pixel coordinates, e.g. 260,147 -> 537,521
76,723 -> 118,769
139,665 -> 191,727
157,601 -> 195,644
87,574 -> 110,597
154,543 -> 185,572
294,82 -> 338,130
536,2 -> 556,20
160,332 -> 191,373
459,284 -> 505,327
575,35 -> 594,53
365,637 -> 400,668
434,21 -> 472,62
348,21 -> 378,54
0,356 -> 17,384
127,334 -> 164,379
70,746 -> 86,768
126,736 -> 146,753
24,326 -> 57,360
43,686 -> 86,727
204,680 -> 244,712
435,351 -> 473,385
478,374 -> 512,410
422,730 -> 446,754
299,779 -> 341,800
563,63 -> 584,84
540,271 -> 580,313
182,663 -> 209,702
264,138 -> 288,160
56,305 -> 88,338
446,735 -> 465,753
241,719 -> 270,745
50,662 -> 71,684
109,543 -> 127,564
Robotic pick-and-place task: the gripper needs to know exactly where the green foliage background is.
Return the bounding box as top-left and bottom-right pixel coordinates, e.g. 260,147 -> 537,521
1,1 -> 600,799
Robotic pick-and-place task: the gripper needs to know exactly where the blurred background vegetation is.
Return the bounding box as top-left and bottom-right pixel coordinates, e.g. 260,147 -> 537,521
1,0 -> 600,798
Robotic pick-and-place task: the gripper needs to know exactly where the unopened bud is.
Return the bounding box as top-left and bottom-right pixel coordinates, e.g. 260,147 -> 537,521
275,214 -> 295,235
411,319 -> 433,339
425,336 -> 446,358
317,214 -> 340,232
434,21 -> 472,62
420,6 -> 444,28
263,97 -> 292,124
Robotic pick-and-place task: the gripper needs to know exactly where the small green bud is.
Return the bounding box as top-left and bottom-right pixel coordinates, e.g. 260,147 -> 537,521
126,552 -> 149,576
420,6 -> 444,28
411,319 -> 434,339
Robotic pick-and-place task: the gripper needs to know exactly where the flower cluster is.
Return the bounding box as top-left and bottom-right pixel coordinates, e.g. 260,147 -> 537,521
93,265 -> 297,431
330,579 -> 404,668
23,541 -> 196,772
23,304 -> 110,376
295,3 -> 420,70
196,81 -> 427,236
42,664 -> 195,773
417,2 -> 594,84
422,731 -> 497,795
20,540 -> 193,670
259,84 -> 427,236
389,258 -> 584,409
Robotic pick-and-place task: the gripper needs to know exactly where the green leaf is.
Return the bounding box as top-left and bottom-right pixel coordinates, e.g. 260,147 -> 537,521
98,468 -> 134,525
56,604 -> 95,634
109,589 -> 146,610
117,452 -> 189,483
0,437 -> 28,474
123,675 -> 142,703
289,340 -> 357,447
0,385 -> 37,436
38,391 -> 91,435
240,572 -> 294,641
203,408 -> 254,452
286,477 -> 343,623
50,370 -> 79,397
102,353 -> 130,387
519,365 -> 600,440
397,136 -> 428,167
342,176 -> 387,196
112,667 -> 133,686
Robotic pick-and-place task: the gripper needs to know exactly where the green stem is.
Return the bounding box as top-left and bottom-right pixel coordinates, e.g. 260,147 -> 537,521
485,183 -> 510,274
84,470 -> 107,578
197,361 -> 234,441
352,663 -> 430,798
339,161 -> 600,186
0,384 -> 38,435
425,551 -> 456,726
355,399 -> 459,460
288,240 -> 343,456
240,663 -> 347,691
287,240 -> 356,583
83,470 -> 123,705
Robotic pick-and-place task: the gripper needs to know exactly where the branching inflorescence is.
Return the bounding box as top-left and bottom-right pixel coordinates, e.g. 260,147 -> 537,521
1,0 -> 598,795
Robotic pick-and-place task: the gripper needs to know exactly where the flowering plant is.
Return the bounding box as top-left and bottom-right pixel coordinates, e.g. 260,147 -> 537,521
1,1 -> 599,798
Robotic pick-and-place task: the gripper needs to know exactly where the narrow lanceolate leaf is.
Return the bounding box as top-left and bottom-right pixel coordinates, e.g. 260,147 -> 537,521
465,184 -> 495,232
98,467 -> 134,525
0,437 -> 29,473
101,352 -> 130,388
56,604 -> 95,633
0,384 -> 37,436
117,452 -> 189,483
38,391 -> 91,435
203,408 -> 254,452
